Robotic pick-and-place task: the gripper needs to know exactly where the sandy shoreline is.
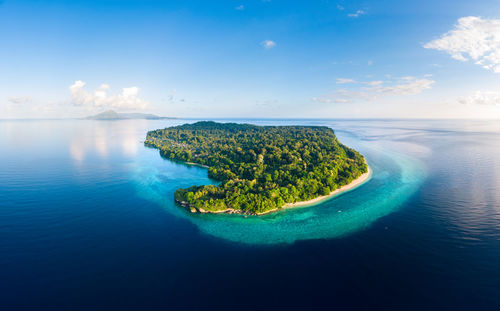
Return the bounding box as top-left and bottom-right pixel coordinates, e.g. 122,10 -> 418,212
255,163 -> 372,215
180,162 -> 372,216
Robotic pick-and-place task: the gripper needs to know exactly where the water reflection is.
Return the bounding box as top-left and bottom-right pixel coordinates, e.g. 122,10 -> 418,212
69,140 -> 85,163
94,125 -> 108,158
122,136 -> 139,157
66,120 -> 151,164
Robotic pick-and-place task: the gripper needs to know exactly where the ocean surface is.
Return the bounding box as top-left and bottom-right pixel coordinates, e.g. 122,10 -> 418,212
1,119 -> 499,310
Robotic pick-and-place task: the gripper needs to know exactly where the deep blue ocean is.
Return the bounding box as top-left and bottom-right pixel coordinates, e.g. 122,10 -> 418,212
1,119 -> 500,310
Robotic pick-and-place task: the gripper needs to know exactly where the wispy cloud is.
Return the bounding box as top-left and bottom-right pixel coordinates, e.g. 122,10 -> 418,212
424,16 -> 500,73
348,10 -> 365,18
373,77 -> 434,95
336,78 -> 356,84
69,80 -> 149,110
364,80 -> 383,86
458,91 -> 500,106
8,95 -> 32,104
261,40 -> 276,49
235,4 -> 244,11
311,97 -> 350,104
313,76 -> 434,103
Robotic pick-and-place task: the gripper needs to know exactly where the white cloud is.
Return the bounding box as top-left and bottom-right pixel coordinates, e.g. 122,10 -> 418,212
69,80 -> 149,110
424,16 -> 500,73
348,10 -> 365,18
313,76 -> 434,103
312,97 -> 351,104
337,4 -> 344,11
261,40 -> 276,49
336,78 -> 356,84
458,91 -> 500,105
364,80 -> 383,86
373,78 -> 434,95
235,4 -> 244,10
8,96 -> 32,104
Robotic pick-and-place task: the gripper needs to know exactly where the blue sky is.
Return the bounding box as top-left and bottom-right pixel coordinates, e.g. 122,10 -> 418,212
1,0 -> 500,118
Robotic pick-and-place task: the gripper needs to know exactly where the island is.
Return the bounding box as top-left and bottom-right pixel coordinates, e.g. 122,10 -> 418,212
145,121 -> 369,215
86,110 -> 176,120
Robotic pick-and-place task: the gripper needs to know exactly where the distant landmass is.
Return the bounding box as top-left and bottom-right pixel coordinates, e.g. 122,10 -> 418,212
86,110 -> 176,120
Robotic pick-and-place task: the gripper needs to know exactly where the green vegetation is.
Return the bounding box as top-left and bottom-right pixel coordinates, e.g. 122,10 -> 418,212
145,121 -> 367,214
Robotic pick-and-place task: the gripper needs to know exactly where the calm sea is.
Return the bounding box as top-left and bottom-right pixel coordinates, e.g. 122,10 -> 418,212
1,119 -> 499,310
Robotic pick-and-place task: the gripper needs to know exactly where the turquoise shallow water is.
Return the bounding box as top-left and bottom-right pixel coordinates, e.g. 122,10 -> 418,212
132,127 -> 426,244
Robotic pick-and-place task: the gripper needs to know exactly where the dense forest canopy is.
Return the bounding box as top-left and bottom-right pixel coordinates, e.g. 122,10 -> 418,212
145,121 -> 367,214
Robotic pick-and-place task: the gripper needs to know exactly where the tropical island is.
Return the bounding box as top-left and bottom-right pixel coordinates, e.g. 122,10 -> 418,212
145,121 -> 369,215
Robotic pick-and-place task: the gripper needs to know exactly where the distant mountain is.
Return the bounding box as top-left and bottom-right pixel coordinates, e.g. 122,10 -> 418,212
86,110 -> 176,120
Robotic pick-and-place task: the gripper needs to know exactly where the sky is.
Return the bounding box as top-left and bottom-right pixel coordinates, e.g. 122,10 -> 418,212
1,0 -> 500,119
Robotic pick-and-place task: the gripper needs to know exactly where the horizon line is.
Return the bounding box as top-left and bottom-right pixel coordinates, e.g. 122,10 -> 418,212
1,117 -> 500,121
